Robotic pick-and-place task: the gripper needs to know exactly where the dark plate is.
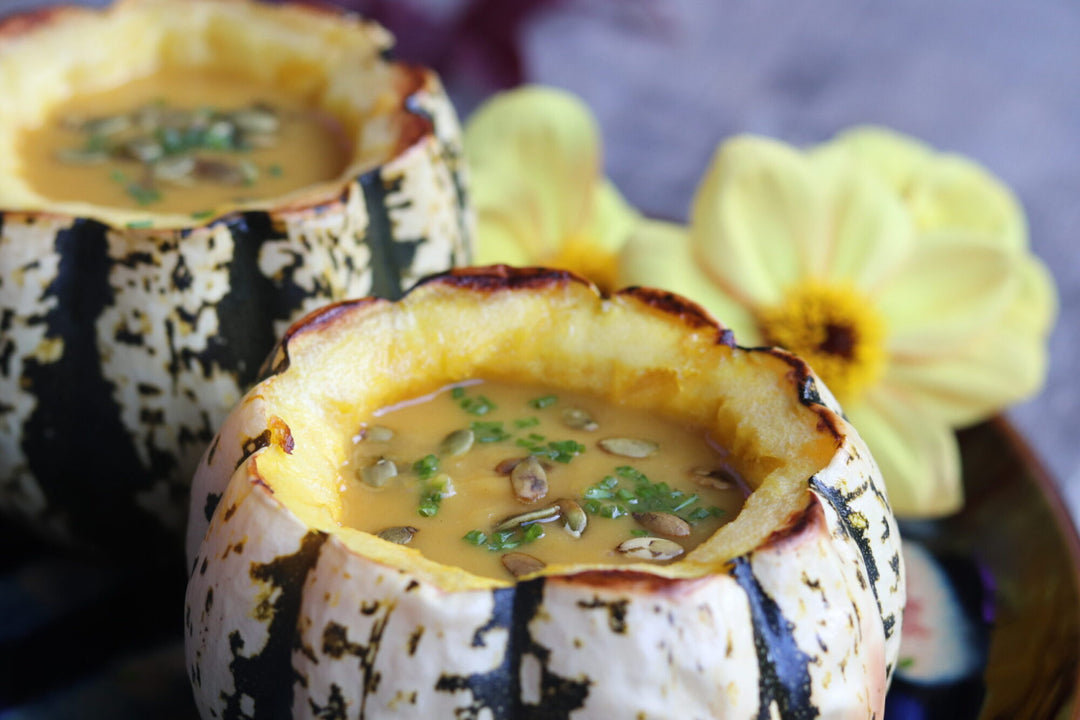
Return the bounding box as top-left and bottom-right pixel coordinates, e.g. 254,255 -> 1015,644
1,419 -> 1077,718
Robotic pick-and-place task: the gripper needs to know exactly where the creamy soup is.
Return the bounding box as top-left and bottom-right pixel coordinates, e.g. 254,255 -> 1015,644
342,380 -> 747,581
18,69 -> 350,215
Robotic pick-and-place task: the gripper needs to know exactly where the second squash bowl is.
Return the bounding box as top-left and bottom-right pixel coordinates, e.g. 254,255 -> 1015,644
0,0 -> 471,555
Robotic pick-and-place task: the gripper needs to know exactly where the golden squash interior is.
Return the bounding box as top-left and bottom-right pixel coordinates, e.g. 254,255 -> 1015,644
0,0 -> 412,227
241,271 -> 841,591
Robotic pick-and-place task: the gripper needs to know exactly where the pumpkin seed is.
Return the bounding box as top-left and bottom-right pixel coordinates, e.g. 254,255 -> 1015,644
233,107 -> 280,134
598,437 -> 659,458
365,425 -> 394,443
501,552 -> 546,578
81,114 -> 132,137
361,458 -> 397,488
692,467 -> 737,490
376,526 -> 418,544
125,136 -> 164,163
556,498 -> 587,537
195,159 -> 246,185
561,406 -> 599,431
493,504 -> 560,532
632,511 -> 691,538
440,428 -> 475,457
510,456 -> 549,503
616,536 -> 684,561
153,154 -> 197,182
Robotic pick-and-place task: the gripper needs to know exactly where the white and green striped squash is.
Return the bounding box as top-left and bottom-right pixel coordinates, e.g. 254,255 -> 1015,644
0,0 -> 471,554
185,266 -> 904,719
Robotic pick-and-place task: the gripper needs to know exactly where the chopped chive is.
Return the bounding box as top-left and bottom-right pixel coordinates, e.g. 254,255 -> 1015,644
528,394 -> 558,409
191,209 -> 215,220
631,529 -> 651,538
522,523 -> 545,543
463,530 -> 487,546
514,417 -> 540,429
412,454 -> 439,480
268,163 -> 283,177
460,395 -> 497,416
471,420 -> 510,443
451,386 -> 466,400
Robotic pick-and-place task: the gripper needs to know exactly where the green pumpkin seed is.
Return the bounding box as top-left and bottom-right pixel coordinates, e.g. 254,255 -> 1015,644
692,467 -> 737,490
616,536 -> 684,561
365,425 -> 394,442
510,456 -> 549,503
440,428 -> 475,457
598,437 -> 659,458
632,511 -> 691,538
153,154 -> 196,182
376,526 -> 418,544
233,107 -> 280,134
361,458 -> 397,488
556,498 -> 587,537
82,114 -> 132,137
493,504 -> 560,532
125,136 -> 164,163
562,407 -> 599,431
501,552 -> 546,578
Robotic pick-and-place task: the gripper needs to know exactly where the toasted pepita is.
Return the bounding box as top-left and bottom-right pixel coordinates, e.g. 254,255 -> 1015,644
692,467 -> 738,490
556,498 -> 587,537
376,526 -> 418,545
598,437 -> 659,458
365,425 -> 395,442
562,407 -> 599,431
632,511 -> 691,538
493,504 -> 560,532
616,536 -> 684,561
501,552 -> 546,578
510,455 -> 549,503
440,428 -> 475,457
361,458 -> 397,488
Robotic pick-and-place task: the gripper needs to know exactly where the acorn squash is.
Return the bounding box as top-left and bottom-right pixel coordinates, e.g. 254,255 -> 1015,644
185,266 -> 904,719
0,0 -> 471,553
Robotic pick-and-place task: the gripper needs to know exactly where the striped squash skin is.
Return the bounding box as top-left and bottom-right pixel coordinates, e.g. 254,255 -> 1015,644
0,65 -> 471,554
184,268 -> 903,720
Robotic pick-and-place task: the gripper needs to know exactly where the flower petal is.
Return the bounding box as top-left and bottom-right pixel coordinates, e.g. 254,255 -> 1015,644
906,154 -> 1027,252
816,125 -> 934,195
810,151 -> 917,292
465,85 -> 602,260
618,218 -> 760,343
847,388 -> 963,518
879,235 -> 1018,357
589,180 -> 641,252
884,255 -> 1057,426
691,136 -> 827,307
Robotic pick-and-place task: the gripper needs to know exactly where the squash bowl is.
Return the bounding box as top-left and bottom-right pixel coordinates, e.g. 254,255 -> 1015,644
185,266 -> 904,719
0,0 -> 471,554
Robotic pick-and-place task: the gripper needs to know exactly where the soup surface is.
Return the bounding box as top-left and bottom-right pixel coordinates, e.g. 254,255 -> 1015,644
19,69 -> 350,215
342,380 -> 747,581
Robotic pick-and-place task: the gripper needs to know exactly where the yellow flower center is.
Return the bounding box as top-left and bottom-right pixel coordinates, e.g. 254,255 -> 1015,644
756,280 -> 886,404
548,234 -> 618,295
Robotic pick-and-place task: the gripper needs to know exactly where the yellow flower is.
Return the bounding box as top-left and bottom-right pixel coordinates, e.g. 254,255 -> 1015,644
463,86 -> 640,294
620,130 -> 1056,518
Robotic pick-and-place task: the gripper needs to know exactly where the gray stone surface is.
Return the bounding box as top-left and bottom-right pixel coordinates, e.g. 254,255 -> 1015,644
522,1 -> 1080,527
